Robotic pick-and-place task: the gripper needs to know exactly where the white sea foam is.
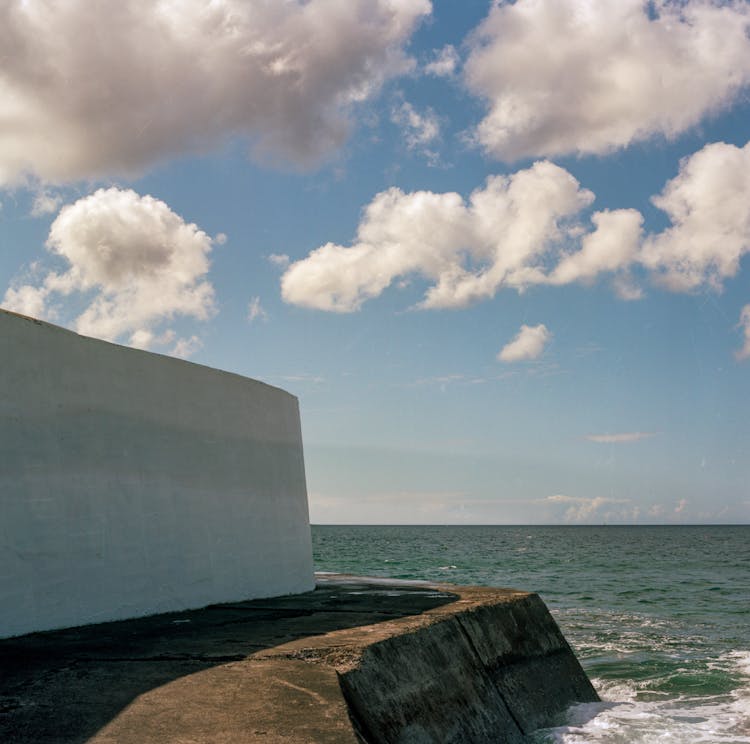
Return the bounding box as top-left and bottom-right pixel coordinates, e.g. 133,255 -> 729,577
726,650 -> 750,678
533,672 -> 750,744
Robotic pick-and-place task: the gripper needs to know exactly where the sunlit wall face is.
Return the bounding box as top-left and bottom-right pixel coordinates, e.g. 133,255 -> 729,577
0,309 -> 313,637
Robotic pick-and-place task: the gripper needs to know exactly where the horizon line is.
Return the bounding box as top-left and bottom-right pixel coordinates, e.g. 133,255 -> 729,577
310,522 -> 749,527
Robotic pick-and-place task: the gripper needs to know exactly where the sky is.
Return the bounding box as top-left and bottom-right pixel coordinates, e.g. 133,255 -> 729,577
2,0 -> 750,525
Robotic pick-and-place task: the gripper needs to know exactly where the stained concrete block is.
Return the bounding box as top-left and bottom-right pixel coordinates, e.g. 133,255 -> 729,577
454,594 -> 599,733
340,614 -> 525,744
333,586 -> 598,742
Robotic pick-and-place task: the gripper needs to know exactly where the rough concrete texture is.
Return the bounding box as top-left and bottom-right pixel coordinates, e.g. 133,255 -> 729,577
0,309 -> 313,637
0,575 -> 598,743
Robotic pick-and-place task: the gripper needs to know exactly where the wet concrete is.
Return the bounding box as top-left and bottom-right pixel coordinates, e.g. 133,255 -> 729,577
0,575 -> 598,743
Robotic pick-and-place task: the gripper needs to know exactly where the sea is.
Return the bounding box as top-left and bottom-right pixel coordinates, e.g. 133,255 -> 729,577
312,524 -> 750,743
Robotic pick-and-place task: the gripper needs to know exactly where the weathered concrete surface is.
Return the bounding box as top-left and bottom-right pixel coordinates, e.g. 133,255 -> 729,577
0,309 -> 313,638
0,575 -> 598,743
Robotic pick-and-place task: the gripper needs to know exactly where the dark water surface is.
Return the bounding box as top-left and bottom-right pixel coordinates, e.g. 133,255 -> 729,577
312,525 -> 750,743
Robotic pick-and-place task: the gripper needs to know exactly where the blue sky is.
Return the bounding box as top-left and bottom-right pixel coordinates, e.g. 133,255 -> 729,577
2,0 -> 750,524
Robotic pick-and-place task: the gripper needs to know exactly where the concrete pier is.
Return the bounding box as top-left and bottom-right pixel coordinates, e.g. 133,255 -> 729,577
0,575 -> 598,743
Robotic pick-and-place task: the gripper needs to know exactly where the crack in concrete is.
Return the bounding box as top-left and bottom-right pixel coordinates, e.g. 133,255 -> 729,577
270,677 -> 329,706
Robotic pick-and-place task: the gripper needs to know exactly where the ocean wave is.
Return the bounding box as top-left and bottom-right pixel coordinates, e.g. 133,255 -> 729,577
532,684 -> 750,744
531,646 -> 750,742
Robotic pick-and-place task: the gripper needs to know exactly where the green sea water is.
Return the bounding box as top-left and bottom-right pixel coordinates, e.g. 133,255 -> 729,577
312,524 -> 750,743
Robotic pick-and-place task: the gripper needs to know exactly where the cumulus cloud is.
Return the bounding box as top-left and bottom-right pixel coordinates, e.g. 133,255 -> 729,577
2,188 -> 216,354
281,160 -> 596,311
498,324 -> 551,362
463,0 -> 750,160
424,45 -> 459,77
641,141 -> 750,292
585,432 -> 658,444
391,101 -> 440,160
550,209 -> 643,289
0,0 -> 430,185
280,138 -> 750,317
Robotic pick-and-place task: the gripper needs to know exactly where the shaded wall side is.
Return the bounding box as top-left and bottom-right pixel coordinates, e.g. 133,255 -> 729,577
0,312 -> 314,638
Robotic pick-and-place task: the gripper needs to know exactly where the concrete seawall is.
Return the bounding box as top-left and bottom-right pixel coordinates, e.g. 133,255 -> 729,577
336,587 -> 598,741
0,309 -> 313,637
0,576 -> 599,742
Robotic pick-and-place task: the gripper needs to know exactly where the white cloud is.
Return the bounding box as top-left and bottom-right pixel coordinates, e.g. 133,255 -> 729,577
2,282 -> 48,320
498,324 -> 551,363
463,0 -> 750,160
129,328 -> 176,351
550,209 -> 643,289
641,141 -> 750,292
2,188 -> 216,349
30,189 -> 62,217
171,335 -> 203,359
611,274 -> 644,302
127,328 -> 202,359
247,296 -> 268,324
391,101 -> 440,160
0,0 -> 430,185
424,44 -> 459,77
585,432 -> 658,444
281,160 -> 595,311
736,305 -> 750,361
280,139 -> 750,319
268,253 -> 291,269
543,494 -> 630,523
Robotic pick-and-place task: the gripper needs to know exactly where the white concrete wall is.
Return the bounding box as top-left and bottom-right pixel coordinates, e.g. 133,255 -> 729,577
0,310 -> 314,638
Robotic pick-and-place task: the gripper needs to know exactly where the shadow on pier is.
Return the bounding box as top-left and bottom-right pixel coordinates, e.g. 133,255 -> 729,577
0,576 -> 456,743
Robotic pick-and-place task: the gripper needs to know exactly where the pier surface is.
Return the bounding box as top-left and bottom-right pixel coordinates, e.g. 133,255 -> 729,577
0,575 -> 598,743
